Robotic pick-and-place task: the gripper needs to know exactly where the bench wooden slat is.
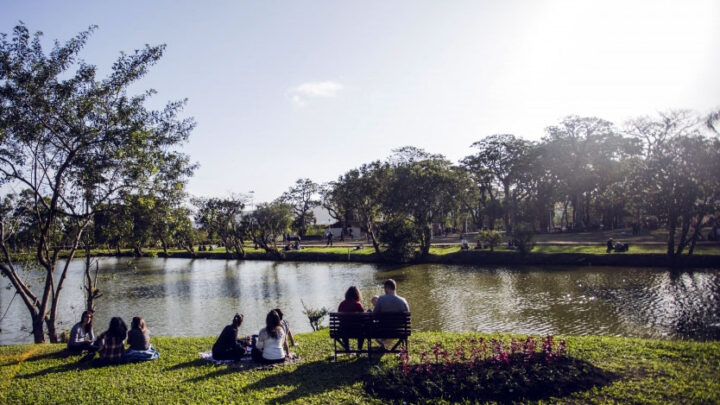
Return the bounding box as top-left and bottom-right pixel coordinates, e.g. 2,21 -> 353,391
329,311 -> 411,359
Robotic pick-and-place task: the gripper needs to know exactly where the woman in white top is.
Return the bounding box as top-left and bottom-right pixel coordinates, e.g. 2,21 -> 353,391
252,310 -> 288,364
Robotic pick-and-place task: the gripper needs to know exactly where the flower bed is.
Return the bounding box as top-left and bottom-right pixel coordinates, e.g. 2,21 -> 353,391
364,335 -> 616,402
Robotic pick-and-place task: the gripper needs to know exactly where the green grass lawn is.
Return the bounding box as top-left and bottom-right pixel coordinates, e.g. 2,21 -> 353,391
1,330 -> 718,404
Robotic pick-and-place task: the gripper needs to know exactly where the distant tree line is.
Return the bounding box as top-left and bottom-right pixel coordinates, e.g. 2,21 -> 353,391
1,23 -> 719,343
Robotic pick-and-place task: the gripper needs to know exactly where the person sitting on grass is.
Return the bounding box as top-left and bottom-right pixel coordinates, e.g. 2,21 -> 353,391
98,317 -> 128,363
614,241 -> 629,252
67,310 -> 99,354
124,316 -> 159,362
252,310 -> 288,364
338,286 -> 365,351
212,313 -> 249,361
273,308 -> 296,347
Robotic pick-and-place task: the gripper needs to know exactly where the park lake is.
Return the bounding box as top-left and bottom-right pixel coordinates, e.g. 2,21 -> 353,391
1,258 -> 718,345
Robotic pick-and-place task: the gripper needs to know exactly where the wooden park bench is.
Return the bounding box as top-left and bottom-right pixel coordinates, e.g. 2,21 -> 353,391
329,312 -> 411,360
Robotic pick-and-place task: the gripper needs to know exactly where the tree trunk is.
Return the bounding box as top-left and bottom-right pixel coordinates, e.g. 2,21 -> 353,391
32,315 -> 45,343
503,184 -> 511,234
666,212 -> 677,256
584,193 -> 591,228
675,216 -> 691,257
233,240 -> 245,259
160,236 -> 169,257
687,216 -> 704,256
420,224 -> 432,256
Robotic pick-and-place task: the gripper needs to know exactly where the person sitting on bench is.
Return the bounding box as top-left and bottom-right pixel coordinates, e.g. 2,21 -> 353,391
374,279 -> 409,349
338,286 -> 365,351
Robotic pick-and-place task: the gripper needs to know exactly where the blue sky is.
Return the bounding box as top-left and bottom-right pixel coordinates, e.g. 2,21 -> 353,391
2,0 -> 719,203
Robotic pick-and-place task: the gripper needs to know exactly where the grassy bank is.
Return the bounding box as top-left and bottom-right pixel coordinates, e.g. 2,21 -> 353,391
1,330 -> 718,404
81,245 -> 720,268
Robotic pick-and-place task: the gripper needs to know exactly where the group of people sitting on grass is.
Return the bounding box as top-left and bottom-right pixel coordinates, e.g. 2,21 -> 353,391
66,311 -> 158,363
212,308 -> 296,364
66,280 -> 407,364
606,238 -> 630,253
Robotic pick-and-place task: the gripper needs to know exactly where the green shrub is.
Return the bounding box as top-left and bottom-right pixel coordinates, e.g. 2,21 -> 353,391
511,223 -> 536,254
478,230 -> 503,251
378,218 -> 418,263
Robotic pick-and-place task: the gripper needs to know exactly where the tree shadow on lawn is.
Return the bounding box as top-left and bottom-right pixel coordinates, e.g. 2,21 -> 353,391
240,357 -> 379,404
17,357 -> 144,379
0,349 -> 73,367
185,357 -> 379,403
165,358 -> 208,371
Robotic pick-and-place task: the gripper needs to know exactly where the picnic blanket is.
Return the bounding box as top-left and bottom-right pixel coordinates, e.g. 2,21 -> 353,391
124,346 -> 160,362
198,350 -> 252,365
199,350 -> 302,370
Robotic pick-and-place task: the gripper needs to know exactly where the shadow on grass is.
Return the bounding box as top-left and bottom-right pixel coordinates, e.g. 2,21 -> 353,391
23,350 -> 74,363
165,358 -> 209,371
0,348 -> 73,367
237,357 -> 380,404
17,357 -> 137,379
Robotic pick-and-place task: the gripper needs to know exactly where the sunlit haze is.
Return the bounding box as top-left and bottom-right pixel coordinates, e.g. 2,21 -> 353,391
2,0 -> 718,203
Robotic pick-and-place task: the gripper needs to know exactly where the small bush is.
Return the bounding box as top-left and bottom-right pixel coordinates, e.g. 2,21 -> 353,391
478,230 -> 503,251
511,223 -> 536,254
365,335 -> 616,403
300,299 -> 328,331
378,218 -> 418,263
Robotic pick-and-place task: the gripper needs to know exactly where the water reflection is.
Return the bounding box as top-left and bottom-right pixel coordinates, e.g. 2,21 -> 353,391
0,259 -> 718,344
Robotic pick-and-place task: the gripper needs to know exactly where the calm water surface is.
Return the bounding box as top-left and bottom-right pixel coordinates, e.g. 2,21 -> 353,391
1,258 -> 718,344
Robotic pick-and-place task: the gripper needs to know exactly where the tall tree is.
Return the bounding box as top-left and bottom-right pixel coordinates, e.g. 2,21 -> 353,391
193,195 -> 248,259
246,201 -> 292,257
384,148 -> 463,256
280,178 -> 320,237
542,117 -> 632,230
462,134 -> 533,233
626,111 -> 719,257
0,24 -> 194,343
329,161 -> 391,254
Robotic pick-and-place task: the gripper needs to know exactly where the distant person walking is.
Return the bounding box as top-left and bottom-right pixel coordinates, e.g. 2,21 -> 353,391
325,230 -> 333,247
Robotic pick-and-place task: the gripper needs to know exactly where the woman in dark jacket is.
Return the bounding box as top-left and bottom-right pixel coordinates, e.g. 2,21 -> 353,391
212,313 -> 248,361
338,286 -> 365,351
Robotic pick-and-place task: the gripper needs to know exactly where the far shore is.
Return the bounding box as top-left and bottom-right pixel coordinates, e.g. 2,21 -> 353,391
85,245 -> 720,268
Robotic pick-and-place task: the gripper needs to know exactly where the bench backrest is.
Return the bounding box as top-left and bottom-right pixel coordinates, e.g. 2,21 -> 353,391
372,312 -> 411,338
329,312 -> 411,338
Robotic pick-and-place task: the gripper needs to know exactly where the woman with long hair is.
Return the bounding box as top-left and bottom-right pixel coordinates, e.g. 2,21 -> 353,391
98,317 -> 128,363
252,310 -> 287,364
67,310 -> 99,354
212,313 -> 249,361
272,308 -> 296,346
124,316 -> 160,362
338,286 -> 365,350
128,317 -> 150,351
